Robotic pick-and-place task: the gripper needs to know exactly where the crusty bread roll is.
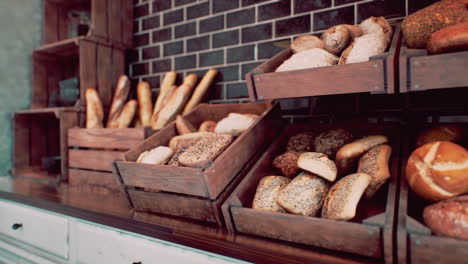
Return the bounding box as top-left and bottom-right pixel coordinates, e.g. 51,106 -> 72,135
321,173 -> 372,221
339,33 -> 387,64
406,141 -> 468,201
168,132 -> 212,151
335,135 -> 388,175
214,113 -> 259,136
276,172 -> 330,216
314,129 -> 354,159
423,195 -> 468,240
272,152 -> 301,178
182,69 -> 218,115
175,115 -> 196,135
321,25 -> 351,56
342,24 -> 362,39
178,133 -> 234,168
427,22 -> 468,54
286,132 -> 315,153
291,35 -> 325,53
401,0 -> 468,48
153,71 -> 177,115
85,88 -> 104,128
252,176 -> 292,213
117,99 -> 137,128
198,120 -> 217,132
275,48 -> 338,72
137,146 -> 174,165
359,16 -> 393,45
416,125 -> 465,147
297,152 -> 338,182
137,81 -> 153,127
107,75 -> 130,128
358,144 -> 392,199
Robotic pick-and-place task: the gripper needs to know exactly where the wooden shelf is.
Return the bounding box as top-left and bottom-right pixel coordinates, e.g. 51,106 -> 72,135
34,37 -> 83,57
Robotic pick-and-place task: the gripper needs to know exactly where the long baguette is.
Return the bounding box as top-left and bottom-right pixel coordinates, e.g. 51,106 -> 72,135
107,75 -> 131,128
182,69 -> 218,115
153,71 -> 177,115
151,85 -> 177,126
117,99 -> 138,128
85,88 -> 104,128
137,81 -> 152,126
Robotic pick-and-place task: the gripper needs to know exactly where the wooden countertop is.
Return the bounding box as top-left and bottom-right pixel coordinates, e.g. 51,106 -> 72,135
0,177 -> 380,264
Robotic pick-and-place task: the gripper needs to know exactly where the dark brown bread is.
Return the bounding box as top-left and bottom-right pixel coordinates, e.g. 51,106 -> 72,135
286,132 -> 315,153
423,195 -> 468,240
178,133 -> 234,168
272,152 -> 301,178
252,176 -> 292,213
314,129 -> 353,159
427,22 -> 468,54
358,144 -> 392,199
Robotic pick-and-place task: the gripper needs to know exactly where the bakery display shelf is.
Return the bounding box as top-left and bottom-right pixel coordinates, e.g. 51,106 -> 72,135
113,102 -> 283,226
399,36 -> 468,93
396,119 -> 468,264
222,122 -> 400,262
245,25 -> 402,101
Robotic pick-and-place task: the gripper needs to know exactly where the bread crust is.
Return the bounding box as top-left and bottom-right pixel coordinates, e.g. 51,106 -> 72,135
137,81 -> 153,127
138,146 -> 174,165
416,125 -> 465,147
85,88 -> 104,128
252,176 -> 292,213
291,35 -> 325,53
358,144 -> 392,199
297,152 -> 338,182
214,113 -> 259,136
272,152 -> 301,178
338,33 -> 387,64
183,69 -> 219,115
178,133 -> 234,168
275,48 -> 338,72
198,120 -> 217,132
117,99 -> 137,128
321,25 -> 351,56
107,75 -> 130,128
175,115 -> 196,135
286,132 -> 315,153
153,71 -> 177,115
314,129 -> 353,159
169,132 -> 212,151
427,22 -> 468,54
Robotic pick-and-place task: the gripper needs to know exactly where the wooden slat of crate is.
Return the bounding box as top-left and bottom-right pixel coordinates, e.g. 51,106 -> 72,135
79,39 -> 97,106
68,128 -> 153,149
97,44 -> 113,110
68,169 -> 119,189
43,0 -> 60,44
32,55 -> 49,109
69,149 -> 123,172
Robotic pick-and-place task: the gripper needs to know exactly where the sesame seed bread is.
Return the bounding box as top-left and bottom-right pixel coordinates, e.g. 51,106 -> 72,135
252,176 -> 292,213
297,152 -> 338,182
168,132 -> 213,151
178,133 -> 234,168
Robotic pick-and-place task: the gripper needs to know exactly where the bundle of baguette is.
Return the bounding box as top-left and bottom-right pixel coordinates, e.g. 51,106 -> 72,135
275,16 -> 392,72
135,112 -> 260,168
85,69 -> 219,129
253,128 -> 392,222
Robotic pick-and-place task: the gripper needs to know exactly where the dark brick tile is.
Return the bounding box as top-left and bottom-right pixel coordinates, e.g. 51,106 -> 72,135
213,0 -> 239,13
226,82 -> 249,99
187,35 -> 210,52
175,22 -> 196,38
213,29 -> 239,48
132,62 -> 149,76
242,0 -> 270,7
227,8 -> 255,28
258,39 -> 289,59
357,0 -> 405,22
133,21 -> 139,33
163,41 -> 183,56
143,76 -> 160,88
313,6 -> 354,31
175,0 -> 196,6
408,0 -> 438,14
163,8 -> 183,26
142,46 -> 160,60
218,65 -> 240,81
199,50 -> 224,67
152,0 -> 171,13
134,33 -> 149,46
259,0 -> 290,21
152,59 -> 172,73
242,23 -> 272,43
199,15 -> 224,33
335,0 -> 361,5
135,3 -> 149,18
276,15 -> 310,37
241,62 -> 262,80
187,69 -> 207,78
142,15 -> 160,30
152,28 -> 171,42
294,0 -> 330,14
187,2 -> 209,20
175,55 -> 196,70
126,49 -> 139,63
227,45 -> 255,63
206,84 -> 224,100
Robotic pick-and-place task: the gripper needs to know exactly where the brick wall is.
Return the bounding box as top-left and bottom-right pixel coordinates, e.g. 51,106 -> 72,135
129,0 -> 434,103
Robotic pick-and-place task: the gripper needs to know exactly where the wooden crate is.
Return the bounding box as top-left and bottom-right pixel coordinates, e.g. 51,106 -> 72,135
43,0 -> 133,48
68,127 -> 155,190
399,36 -> 468,92
32,37 -> 125,113
113,102 -> 282,225
396,121 -> 468,264
222,123 -> 400,261
12,107 -> 80,184
245,25 -> 402,100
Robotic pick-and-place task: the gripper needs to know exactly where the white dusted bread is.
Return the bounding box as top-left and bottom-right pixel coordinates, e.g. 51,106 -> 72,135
214,113 -> 259,136
252,176 -> 291,213
339,33 -> 387,64
137,146 -> 174,165
275,48 -> 338,72
297,152 -> 338,182
291,35 -> 325,53
359,16 -> 393,45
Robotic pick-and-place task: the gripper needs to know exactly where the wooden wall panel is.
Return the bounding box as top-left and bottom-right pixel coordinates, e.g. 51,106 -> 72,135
97,45 -> 113,111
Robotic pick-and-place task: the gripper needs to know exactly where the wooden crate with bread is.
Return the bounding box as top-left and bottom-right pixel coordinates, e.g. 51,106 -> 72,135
246,16 -> 402,100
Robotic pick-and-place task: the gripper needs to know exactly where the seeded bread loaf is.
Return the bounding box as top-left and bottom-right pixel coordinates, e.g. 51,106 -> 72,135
252,176 -> 292,213
178,133 -> 234,168
358,144 -> 392,199
272,152 -> 301,178
297,152 -> 338,182
167,145 -> 191,166
286,132 -> 315,153
169,132 -> 212,151
314,129 -> 354,159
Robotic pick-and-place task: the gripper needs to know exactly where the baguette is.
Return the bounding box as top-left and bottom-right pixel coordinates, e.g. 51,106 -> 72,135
168,132 -> 212,151
252,176 -> 292,213
297,152 -> 338,182
426,22 -> 468,54
178,133 -> 234,168
198,120 -> 217,132
182,69 -> 218,115
153,71 -> 177,115
358,144 -> 392,199
151,85 -> 177,126
175,115 -> 196,135
117,99 -> 137,128
107,75 -> 131,128
85,88 -> 104,128
152,74 -> 198,130
137,81 -> 153,126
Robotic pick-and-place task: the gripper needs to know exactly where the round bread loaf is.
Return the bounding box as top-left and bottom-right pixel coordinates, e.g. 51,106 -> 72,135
426,22 -> 468,54
252,176 -> 292,213
342,24 -> 363,39
286,132 -> 315,153
275,48 -> 338,72
198,120 -> 217,132
297,152 -> 338,182
406,141 -> 468,201
291,35 -> 325,53
314,129 -> 354,159
416,125 -> 465,147
339,33 -> 387,64
321,25 -> 351,56
272,152 -> 301,178
359,16 -> 393,45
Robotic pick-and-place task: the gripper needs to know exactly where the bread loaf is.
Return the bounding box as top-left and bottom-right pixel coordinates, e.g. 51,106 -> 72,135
175,115 -> 196,135
339,33 -> 387,64
297,152 -> 338,182
252,176 -> 292,213
359,16 -> 393,45
343,24 -> 363,39
291,35 -> 325,53
275,48 -> 338,72
117,99 -> 137,128
321,25 -> 351,56
406,141 -> 468,201
401,0 -> 468,48
358,144 -> 392,199
335,135 -> 388,175
427,22 -> 468,54
168,132 -> 212,151
321,173 -> 372,221
137,81 -> 153,127
153,71 -> 177,115
85,88 -> 104,128
286,132 -> 315,153
214,113 -> 259,136
107,75 -> 130,128
272,152 -> 301,178
198,120 -> 217,132
276,172 -> 330,216
137,146 -> 173,165
314,129 -> 354,159
423,195 -> 468,240
416,125 -> 465,147
182,69 -> 219,115
167,145 -> 191,166
178,133 -> 234,168
151,85 -> 177,126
